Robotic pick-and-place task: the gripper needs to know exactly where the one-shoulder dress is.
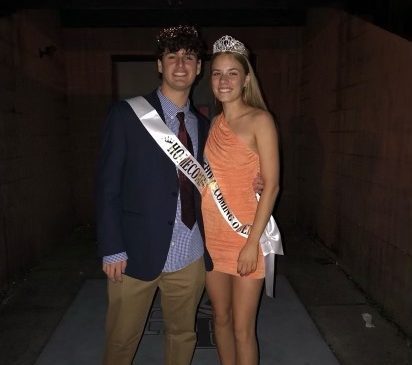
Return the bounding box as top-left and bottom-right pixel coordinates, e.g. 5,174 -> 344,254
202,113 -> 264,279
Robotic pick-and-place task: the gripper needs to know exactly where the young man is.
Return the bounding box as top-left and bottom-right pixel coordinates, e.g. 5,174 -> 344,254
96,25 -> 212,365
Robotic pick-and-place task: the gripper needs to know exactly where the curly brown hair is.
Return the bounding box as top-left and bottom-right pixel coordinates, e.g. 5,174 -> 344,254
156,25 -> 205,60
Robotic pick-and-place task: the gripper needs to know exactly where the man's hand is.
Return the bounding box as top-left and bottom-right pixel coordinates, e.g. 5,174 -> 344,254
103,260 -> 127,282
253,172 -> 264,195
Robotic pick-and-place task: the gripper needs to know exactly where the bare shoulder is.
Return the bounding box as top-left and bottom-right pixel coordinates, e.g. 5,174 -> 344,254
249,109 -> 276,131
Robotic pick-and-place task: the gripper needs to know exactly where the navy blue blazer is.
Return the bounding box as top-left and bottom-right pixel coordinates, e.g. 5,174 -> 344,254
96,90 -> 213,280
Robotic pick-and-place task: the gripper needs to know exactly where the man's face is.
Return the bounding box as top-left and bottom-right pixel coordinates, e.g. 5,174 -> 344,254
158,49 -> 201,93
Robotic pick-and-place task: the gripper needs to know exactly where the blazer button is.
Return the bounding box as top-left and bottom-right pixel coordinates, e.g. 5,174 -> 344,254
171,191 -> 178,197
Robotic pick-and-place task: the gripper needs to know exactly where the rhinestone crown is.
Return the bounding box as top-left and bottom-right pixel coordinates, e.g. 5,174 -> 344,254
157,25 -> 198,43
213,35 -> 248,57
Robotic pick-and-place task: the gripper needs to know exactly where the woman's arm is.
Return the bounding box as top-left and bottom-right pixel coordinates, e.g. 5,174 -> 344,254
237,111 -> 280,276
249,111 -> 280,243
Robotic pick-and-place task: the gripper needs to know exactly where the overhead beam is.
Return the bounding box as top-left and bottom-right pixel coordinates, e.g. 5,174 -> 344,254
60,8 -> 306,27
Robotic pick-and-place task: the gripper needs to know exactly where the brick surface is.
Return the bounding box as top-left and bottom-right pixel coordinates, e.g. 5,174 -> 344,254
0,11 -> 73,292
298,8 -> 412,335
1,6 -> 411,339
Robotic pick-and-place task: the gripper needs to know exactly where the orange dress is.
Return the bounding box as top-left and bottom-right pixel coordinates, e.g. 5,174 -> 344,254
202,113 -> 264,279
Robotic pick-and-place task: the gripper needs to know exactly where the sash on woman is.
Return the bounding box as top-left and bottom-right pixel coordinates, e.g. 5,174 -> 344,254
126,96 -> 283,297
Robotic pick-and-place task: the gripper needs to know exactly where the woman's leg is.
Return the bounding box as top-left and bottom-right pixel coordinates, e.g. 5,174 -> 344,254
206,271 -> 236,365
232,276 -> 264,365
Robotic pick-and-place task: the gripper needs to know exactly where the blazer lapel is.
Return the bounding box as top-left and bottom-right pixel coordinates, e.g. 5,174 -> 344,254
192,109 -> 208,163
144,90 -> 166,123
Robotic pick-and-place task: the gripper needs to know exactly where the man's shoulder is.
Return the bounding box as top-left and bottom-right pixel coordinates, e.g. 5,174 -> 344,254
108,90 -> 159,116
114,89 -> 158,106
106,100 -> 136,123
190,105 -> 210,121
142,90 -> 160,106
191,108 -> 210,131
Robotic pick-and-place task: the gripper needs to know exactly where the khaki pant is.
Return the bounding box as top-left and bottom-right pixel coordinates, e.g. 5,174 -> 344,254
103,258 -> 205,365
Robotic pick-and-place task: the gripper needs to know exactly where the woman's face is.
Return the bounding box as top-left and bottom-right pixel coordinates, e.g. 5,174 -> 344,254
211,53 -> 249,104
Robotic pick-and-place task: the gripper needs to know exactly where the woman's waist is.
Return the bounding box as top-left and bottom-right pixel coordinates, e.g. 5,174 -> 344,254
202,186 -> 258,214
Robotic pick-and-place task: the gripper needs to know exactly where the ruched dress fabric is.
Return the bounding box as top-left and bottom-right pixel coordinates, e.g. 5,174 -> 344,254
202,113 -> 264,279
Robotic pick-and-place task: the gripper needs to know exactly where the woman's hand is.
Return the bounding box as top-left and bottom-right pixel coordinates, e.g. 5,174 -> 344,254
237,241 -> 259,276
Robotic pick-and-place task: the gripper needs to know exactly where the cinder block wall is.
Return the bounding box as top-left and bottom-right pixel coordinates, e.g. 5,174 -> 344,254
3,6 -> 411,338
0,10 -> 73,292
298,8 -> 412,335
63,27 -> 303,226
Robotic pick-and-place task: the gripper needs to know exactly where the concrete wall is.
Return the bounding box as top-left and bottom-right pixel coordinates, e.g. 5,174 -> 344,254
63,26 -> 303,226
0,10 -> 73,292
297,8 -> 412,335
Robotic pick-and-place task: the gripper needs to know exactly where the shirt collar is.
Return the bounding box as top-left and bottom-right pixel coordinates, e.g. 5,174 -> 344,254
157,88 -> 191,119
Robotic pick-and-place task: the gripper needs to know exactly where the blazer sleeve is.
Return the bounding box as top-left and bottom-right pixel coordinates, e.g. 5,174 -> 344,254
96,102 -> 127,257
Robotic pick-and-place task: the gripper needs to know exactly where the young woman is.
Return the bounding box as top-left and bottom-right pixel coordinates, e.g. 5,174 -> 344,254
201,35 -> 280,365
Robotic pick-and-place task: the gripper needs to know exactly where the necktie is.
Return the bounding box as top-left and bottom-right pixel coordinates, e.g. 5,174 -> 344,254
176,112 -> 195,229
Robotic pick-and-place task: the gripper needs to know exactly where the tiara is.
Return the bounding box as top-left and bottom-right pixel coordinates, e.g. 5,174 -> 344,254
157,25 -> 198,43
212,35 -> 249,57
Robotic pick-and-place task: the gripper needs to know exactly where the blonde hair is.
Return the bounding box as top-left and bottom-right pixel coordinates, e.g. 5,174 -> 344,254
211,51 -> 268,112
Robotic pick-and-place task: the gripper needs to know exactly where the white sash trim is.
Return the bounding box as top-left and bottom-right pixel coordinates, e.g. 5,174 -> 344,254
204,160 -> 252,237
126,96 -> 283,297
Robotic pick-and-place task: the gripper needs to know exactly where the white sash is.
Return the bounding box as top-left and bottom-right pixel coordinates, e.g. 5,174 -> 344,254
126,96 -> 283,297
